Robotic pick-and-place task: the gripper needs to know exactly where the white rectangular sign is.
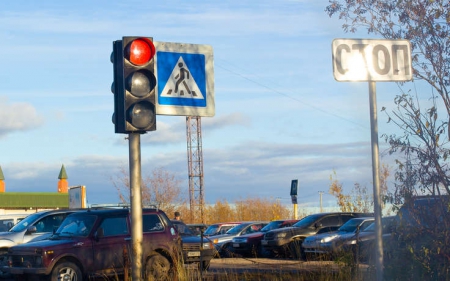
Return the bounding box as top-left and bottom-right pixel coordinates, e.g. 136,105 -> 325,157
332,39 -> 413,82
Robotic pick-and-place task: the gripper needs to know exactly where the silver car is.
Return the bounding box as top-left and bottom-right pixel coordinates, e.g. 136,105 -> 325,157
302,217 -> 374,257
210,221 -> 268,257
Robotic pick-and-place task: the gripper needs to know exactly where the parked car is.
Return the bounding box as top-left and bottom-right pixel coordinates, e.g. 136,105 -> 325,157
186,223 -> 209,235
203,222 -> 241,237
171,220 -> 214,270
302,217 -> 375,259
384,195 -> 450,276
210,221 -> 269,257
0,209 -> 81,278
0,214 -> 27,232
261,212 -> 373,259
341,216 -> 396,262
3,207 -> 182,281
231,219 -> 299,258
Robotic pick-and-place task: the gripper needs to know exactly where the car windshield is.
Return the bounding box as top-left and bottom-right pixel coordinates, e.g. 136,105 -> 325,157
203,225 -> 220,236
173,222 -> 196,236
226,223 -> 248,235
56,214 -> 97,237
261,221 -> 283,232
362,217 -> 394,233
338,219 -> 367,232
9,213 -> 40,232
292,214 -> 323,228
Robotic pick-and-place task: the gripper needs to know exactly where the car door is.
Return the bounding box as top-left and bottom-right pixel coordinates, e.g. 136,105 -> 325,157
93,215 -> 130,275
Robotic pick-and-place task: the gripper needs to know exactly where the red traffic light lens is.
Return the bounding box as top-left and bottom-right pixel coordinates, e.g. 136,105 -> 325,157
128,38 -> 155,65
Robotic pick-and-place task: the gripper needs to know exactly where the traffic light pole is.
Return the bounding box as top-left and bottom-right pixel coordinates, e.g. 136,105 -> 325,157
129,133 -> 143,280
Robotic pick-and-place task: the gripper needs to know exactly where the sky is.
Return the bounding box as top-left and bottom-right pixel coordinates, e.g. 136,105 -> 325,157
0,0 -> 420,209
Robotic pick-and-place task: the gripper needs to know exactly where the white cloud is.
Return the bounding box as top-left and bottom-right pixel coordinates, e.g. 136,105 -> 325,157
0,97 -> 44,137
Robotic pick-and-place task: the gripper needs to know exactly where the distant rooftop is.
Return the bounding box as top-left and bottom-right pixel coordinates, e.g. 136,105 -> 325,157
0,192 -> 69,209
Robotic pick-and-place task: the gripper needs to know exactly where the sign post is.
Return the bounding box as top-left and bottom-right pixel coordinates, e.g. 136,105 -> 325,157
332,38 -> 412,281
290,180 -> 298,219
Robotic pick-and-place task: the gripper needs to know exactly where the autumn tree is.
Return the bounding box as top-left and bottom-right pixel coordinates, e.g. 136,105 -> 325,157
329,165 -> 391,213
111,166 -> 187,218
326,1 -> 450,278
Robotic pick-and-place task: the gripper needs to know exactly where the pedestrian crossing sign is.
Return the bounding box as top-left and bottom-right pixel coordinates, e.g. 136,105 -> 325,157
154,41 -> 215,117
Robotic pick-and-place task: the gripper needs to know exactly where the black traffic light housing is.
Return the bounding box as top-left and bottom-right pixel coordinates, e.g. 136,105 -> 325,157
290,179 -> 298,196
112,36 -> 157,134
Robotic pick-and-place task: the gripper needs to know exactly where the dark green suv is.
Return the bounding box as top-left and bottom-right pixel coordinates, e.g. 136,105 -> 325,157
3,207 -> 182,281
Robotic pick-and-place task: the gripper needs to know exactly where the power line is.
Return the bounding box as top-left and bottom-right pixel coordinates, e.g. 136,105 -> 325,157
216,59 -> 368,129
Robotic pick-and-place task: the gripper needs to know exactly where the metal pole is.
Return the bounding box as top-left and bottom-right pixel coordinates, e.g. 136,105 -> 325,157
319,191 -> 324,213
129,133 -> 143,280
368,82 -> 383,281
293,204 -> 298,219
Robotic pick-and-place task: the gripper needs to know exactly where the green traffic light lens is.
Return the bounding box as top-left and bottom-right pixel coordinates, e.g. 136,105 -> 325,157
128,101 -> 155,129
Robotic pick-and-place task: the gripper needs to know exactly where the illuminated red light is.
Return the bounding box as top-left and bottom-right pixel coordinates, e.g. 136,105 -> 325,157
128,38 -> 155,65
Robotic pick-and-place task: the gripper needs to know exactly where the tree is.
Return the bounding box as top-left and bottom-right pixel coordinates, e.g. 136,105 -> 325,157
329,165 -> 391,213
111,166 -> 187,217
326,1 -> 450,278
326,0 -> 450,202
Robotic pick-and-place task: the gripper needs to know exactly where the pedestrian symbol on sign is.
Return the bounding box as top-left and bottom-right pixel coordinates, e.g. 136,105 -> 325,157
160,57 -> 204,99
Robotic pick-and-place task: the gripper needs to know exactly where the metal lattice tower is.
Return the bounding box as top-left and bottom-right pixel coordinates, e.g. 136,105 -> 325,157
186,116 -> 204,223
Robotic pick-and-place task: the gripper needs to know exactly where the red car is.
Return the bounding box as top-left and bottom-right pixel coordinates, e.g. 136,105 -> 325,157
231,219 -> 299,258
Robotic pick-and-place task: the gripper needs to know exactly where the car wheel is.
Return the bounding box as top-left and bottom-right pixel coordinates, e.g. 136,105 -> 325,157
221,244 -> 236,258
144,253 -> 172,281
257,244 -> 272,258
288,240 -> 305,260
50,262 -> 82,281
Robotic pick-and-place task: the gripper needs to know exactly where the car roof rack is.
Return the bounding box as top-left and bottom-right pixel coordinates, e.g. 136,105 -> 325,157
89,203 -> 159,209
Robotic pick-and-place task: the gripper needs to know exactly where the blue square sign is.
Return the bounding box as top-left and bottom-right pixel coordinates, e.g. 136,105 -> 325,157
153,42 -> 215,117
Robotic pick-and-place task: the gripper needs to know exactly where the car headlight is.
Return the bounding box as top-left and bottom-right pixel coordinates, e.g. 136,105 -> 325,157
203,242 -> 213,249
276,233 -> 287,239
321,235 -> 338,243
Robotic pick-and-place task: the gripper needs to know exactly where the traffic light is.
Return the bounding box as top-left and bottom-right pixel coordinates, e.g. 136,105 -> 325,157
111,37 -> 157,134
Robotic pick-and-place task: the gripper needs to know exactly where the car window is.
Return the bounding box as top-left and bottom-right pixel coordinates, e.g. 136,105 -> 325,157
143,214 -> 164,232
204,225 -> 220,235
35,214 -> 67,233
261,221 -> 283,232
292,214 -> 323,228
340,215 -> 357,224
100,217 -> 129,236
58,214 -> 96,237
319,215 -> 340,227
227,224 -> 249,235
10,213 -> 42,232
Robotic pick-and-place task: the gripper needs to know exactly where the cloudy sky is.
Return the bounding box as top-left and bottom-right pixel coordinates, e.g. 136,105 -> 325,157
0,1 -> 417,209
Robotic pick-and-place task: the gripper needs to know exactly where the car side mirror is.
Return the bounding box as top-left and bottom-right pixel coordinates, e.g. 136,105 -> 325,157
27,226 -> 37,234
314,223 -> 322,229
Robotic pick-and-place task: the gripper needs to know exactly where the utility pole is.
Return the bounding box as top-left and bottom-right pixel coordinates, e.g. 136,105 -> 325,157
319,191 -> 324,213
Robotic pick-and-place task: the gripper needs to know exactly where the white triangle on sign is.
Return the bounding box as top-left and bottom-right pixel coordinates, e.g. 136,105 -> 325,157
160,57 -> 204,99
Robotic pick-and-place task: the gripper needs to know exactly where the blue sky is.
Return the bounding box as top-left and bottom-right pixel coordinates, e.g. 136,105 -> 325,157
0,1 -> 417,208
